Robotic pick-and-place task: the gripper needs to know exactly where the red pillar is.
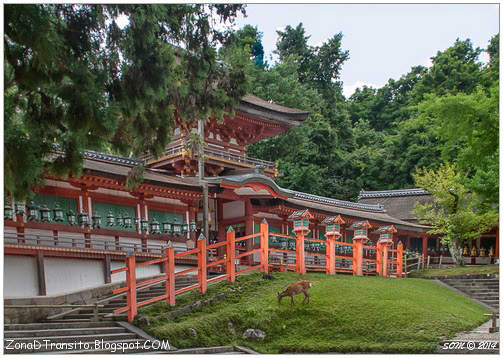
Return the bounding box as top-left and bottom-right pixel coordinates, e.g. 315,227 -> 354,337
422,234 -> 428,263
397,242 -> 404,278
326,234 -> 336,275
260,219 -> 269,274
382,245 -> 389,277
295,231 -> 306,275
352,238 -> 364,276
126,255 -> 137,322
376,242 -> 383,277
198,235 -> 207,294
165,245 -> 175,306
226,227 -> 236,282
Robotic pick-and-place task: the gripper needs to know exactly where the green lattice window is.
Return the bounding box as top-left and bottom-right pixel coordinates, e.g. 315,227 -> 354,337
31,193 -> 78,225
93,201 -> 136,232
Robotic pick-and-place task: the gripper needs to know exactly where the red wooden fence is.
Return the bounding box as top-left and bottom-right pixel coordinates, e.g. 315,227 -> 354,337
111,219 -> 405,322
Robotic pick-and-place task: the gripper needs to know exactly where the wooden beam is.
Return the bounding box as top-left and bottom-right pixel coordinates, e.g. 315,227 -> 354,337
36,251 -> 47,296
104,255 -> 111,284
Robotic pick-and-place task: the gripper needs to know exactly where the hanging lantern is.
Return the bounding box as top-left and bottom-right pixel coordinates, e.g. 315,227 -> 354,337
107,210 -> 115,227
150,219 -> 160,234
92,212 -> 102,229
15,202 -> 26,215
53,204 -> 64,222
162,221 -> 173,234
123,213 -> 132,228
140,219 -> 149,232
27,201 -> 39,221
182,223 -> 189,235
4,202 -> 13,220
116,212 -> 124,227
40,205 -> 51,222
173,221 -> 182,236
78,210 -> 89,226
190,220 -> 197,232
67,210 -> 76,225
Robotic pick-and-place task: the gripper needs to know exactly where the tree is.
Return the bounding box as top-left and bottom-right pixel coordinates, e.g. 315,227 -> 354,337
226,24 -> 267,68
413,164 -> 498,266
4,4 -> 248,200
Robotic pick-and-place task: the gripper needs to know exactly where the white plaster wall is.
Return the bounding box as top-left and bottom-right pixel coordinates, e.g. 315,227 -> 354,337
4,255 -> 39,297
223,201 -> 245,219
111,260 -> 127,283
45,257 -> 104,295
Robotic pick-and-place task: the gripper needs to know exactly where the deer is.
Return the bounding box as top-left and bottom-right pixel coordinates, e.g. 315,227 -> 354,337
277,280 -> 312,306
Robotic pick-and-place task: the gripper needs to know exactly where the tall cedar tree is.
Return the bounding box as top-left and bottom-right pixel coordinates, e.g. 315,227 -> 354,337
4,4 -> 249,200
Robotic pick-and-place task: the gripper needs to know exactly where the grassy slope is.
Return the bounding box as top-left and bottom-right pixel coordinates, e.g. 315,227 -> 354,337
409,265 -> 499,278
139,272 -> 489,353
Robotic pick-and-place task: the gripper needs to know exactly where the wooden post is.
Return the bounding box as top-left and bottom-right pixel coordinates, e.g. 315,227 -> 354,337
104,255 -> 111,284
126,255 -> 137,322
422,234 -> 428,265
260,219 -> 269,274
197,234 -> 207,294
165,243 -> 175,306
295,231 -> 306,275
376,242 -> 383,277
426,255 -> 431,270
404,254 -> 408,278
352,239 -> 364,276
439,255 -> 443,268
326,235 -> 336,275
382,244 -> 389,277
36,251 -> 47,296
226,226 -> 236,282
397,242 -> 404,278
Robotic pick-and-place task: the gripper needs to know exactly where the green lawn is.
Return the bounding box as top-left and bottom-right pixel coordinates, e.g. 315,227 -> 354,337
409,265 -> 499,278
138,272 -> 489,353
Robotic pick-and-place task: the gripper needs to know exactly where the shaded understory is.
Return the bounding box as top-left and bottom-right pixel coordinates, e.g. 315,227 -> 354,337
138,272 -> 488,353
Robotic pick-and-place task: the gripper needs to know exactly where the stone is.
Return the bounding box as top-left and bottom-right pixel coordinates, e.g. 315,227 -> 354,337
242,328 -> 265,341
228,321 -> 235,334
137,315 -> 151,326
189,328 -> 198,337
215,293 -> 226,300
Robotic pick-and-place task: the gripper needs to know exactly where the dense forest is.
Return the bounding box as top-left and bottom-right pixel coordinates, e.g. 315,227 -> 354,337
228,24 -> 499,208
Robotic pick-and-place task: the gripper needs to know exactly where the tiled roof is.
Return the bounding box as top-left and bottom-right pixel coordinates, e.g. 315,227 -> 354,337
241,95 -> 309,115
358,188 -> 429,200
84,150 -> 141,167
321,215 -> 345,225
288,191 -> 385,212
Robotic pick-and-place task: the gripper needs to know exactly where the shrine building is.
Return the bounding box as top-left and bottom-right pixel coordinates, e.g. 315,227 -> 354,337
4,94 -> 498,298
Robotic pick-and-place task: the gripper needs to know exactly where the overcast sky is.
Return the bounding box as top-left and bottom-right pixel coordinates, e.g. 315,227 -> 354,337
234,4 -> 499,97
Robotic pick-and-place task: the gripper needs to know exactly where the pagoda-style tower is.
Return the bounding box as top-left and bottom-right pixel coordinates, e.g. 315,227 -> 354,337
142,95 -> 308,178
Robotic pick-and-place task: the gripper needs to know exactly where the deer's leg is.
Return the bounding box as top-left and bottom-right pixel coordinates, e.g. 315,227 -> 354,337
291,295 -> 295,306
303,290 -> 310,304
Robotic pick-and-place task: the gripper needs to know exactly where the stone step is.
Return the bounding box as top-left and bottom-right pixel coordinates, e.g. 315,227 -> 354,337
5,321 -> 116,331
4,326 -> 127,338
5,338 -> 149,354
